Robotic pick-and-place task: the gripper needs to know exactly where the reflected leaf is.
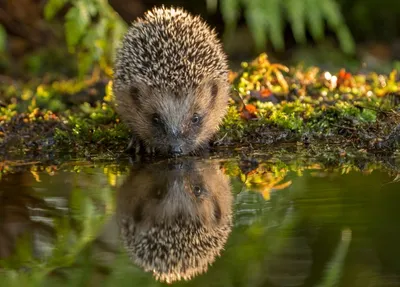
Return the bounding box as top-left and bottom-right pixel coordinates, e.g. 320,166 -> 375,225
30,170 -> 41,182
316,228 -> 352,287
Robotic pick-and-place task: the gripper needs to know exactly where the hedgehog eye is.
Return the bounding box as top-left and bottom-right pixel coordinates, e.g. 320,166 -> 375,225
193,186 -> 202,197
152,114 -> 161,125
211,82 -> 219,98
191,113 -> 200,124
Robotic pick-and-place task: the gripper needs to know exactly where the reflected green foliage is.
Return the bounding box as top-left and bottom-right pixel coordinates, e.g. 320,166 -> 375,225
208,0 -> 355,53
44,0 -> 127,77
0,166 -> 119,287
0,156 -> 399,286
316,229 -> 352,287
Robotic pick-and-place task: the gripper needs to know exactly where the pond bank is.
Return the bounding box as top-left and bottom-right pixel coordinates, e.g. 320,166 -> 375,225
1,53 -> 399,162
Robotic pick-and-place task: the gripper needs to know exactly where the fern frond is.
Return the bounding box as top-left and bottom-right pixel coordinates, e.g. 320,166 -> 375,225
305,0 -> 325,42
285,0 -> 306,44
0,24 -> 6,52
262,0 -> 284,51
221,0 -> 240,34
44,0 -> 67,20
336,25 -> 355,54
244,0 -> 268,51
64,5 -> 90,49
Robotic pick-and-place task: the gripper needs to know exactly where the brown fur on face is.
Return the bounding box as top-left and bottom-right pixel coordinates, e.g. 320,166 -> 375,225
113,7 -> 229,156
116,159 -> 233,283
114,77 -> 229,155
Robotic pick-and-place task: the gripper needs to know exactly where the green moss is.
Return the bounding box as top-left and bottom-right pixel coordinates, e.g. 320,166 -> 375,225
1,52 -> 400,159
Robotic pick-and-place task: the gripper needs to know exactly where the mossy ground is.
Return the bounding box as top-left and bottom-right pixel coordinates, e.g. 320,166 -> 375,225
1,53 -> 400,163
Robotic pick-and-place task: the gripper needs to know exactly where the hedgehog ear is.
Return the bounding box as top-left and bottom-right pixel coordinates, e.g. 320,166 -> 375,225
130,86 -> 140,98
198,76 -> 219,99
129,79 -> 151,105
129,79 -> 147,98
210,81 -> 219,98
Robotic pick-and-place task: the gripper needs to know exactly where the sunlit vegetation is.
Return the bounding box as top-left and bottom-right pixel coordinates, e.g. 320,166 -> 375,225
207,0 -> 355,53
0,1 -> 399,160
1,52 -> 399,160
44,0 -> 127,77
219,54 -> 400,150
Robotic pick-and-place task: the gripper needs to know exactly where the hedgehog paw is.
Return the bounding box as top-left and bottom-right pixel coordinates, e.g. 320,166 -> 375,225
144,145 -> 156,155
124,136 -> 140,154
125,136 -> 158,157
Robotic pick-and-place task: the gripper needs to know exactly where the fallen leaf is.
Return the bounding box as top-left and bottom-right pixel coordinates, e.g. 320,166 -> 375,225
240,104 -> 258,120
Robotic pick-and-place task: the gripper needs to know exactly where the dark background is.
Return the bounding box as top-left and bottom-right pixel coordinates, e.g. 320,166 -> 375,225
2,0 -> 400,74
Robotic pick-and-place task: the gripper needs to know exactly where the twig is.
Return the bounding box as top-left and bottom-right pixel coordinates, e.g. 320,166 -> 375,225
214,133 -> 228,145
331,124 -> 357,131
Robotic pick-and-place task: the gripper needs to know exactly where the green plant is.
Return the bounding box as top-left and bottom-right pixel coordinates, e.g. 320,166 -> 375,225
44,0 -> 127,77
207,0 -> 355,54
0,24 -> 6,53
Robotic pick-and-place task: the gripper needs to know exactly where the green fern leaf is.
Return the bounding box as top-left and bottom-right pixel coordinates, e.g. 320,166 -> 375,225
44,0 -> 67,20
64,5 -> 90,49
305,0 -> 324,41
78,52 -> 94,79
82,0 -> 98,17
337,25 -> 355,54
221,0 -> 240,33
285,0 -> 306,44
0,24 -> 6,52
244,5 -> 267,52
320,0 -> 355,54
263,0 -> 284,50
320,0 -> 343,29
88,18 -> 108,60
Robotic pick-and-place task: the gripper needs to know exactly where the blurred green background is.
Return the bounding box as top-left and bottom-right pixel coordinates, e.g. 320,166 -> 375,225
1,0 -> 400,78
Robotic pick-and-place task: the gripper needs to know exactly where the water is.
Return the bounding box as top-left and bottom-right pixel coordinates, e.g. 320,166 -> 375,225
1,154 -> 400,287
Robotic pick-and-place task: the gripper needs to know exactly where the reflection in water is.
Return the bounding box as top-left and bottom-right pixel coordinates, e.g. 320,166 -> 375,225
0,172 -> 34,259
116,159 -> 233,283
264,235 -> 313,287
0,172 -> 54,260
0,156 -> 399,287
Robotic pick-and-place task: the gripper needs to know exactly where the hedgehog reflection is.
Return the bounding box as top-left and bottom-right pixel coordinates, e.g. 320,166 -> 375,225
116,160 -> 233,283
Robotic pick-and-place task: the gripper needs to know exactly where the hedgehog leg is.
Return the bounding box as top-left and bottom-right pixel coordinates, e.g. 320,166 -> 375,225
139,140 -> 148,154
125,136 -> 156,156
199,142 -> 211,156
137,139 -> 157,156
143,144 -> 156,155
125,135 -> 141,155
125,136 -> 135,151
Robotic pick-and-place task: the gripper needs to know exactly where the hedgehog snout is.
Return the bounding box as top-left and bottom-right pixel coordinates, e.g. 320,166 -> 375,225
169,144 -> 183,156
168,138 -> 184,156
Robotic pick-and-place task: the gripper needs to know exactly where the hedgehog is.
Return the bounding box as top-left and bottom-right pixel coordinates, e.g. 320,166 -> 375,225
113,6 -> 229,156
116,159 -> 233,283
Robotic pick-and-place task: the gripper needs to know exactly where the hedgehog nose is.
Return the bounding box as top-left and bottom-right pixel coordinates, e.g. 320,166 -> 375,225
169,145 -> 183,156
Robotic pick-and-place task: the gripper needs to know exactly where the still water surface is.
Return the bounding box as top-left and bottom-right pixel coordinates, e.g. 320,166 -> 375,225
0,155 -> 399,287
